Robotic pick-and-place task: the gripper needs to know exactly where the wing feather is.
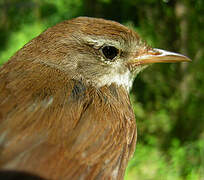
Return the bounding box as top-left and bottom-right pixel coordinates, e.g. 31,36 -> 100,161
0,60 -> 136,179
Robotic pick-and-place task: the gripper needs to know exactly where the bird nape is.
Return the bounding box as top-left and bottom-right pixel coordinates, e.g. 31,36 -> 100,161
0,17 -> 190,180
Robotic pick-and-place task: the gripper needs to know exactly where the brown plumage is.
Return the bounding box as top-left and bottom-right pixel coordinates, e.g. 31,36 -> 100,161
0,17 -> 190,180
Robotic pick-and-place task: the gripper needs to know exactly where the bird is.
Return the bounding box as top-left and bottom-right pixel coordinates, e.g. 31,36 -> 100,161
0,17 -> 190,180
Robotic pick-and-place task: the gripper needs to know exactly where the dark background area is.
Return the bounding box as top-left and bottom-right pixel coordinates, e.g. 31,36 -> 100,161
0,0 -> 203,179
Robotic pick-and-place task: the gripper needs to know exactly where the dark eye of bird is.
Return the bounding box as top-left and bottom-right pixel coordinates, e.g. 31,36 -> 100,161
101,46 -> 119,61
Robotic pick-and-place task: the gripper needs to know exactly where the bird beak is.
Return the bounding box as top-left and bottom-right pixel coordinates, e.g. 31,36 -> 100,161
128,48 -> 191,67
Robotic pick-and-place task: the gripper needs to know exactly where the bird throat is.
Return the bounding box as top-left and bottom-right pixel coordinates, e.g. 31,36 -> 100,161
94,64 -> 147,92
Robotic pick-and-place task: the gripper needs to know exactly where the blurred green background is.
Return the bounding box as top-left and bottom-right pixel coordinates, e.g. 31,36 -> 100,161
0,0 -> 203,179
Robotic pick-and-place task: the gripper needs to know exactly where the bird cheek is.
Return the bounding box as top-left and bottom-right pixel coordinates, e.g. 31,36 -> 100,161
126,62 -> 149,76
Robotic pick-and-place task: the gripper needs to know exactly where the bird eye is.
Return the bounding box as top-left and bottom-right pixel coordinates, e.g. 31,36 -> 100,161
101,46 -> 119,61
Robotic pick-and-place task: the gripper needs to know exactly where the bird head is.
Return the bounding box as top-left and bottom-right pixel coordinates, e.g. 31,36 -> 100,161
18,17 -> 190,91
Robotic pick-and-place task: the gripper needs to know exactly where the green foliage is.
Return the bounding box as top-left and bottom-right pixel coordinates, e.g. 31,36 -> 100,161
0,0 -> 203,179
125,139 -> 204,180
0,22 -> 45,65
0,0 -> 84,64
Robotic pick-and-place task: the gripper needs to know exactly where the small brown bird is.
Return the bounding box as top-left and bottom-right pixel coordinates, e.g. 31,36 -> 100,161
0,17 -> 190,180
